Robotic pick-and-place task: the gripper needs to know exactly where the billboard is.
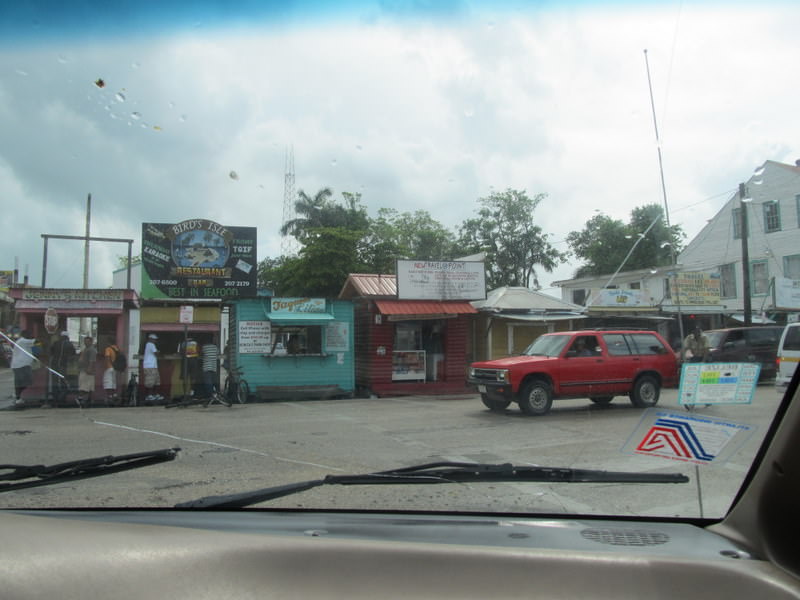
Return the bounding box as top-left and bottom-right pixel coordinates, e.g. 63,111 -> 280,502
141,220 -> 257,299
396,260 -> 486,301
774,277 -> 800,310
669,272 -> 721,306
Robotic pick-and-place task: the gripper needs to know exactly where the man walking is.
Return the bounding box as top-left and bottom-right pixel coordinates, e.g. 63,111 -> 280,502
143,333 -> 163,404
683,327 -> 710,363
103,341 -> 122,406
76,336 -> 97,408
10,330 -> 36,408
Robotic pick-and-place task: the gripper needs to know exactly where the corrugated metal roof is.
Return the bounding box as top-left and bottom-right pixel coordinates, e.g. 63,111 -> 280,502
472,286 -> 582,311
339,273 -> 397,298
375,300 -> 477,316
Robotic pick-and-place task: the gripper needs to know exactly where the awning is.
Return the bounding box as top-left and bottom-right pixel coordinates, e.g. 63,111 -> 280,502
267,312 -> 335,324
140,323 -> 219,332
375,300 -> 478,319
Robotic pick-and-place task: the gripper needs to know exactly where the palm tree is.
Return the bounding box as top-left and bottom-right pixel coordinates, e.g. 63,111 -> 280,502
280,187 -> 334,241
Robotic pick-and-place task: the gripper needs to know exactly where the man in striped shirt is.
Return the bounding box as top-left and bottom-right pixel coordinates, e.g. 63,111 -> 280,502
200,338 -> 220,398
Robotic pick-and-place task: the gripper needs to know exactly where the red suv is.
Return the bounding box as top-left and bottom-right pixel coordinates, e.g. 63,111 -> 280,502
467,329 -> 678,416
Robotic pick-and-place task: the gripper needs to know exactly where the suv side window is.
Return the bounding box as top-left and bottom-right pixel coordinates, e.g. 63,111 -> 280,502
602,334 -> 632,356
726,330 -> 745,348
629,333 -> 668,355
784,325 -> 800,351
746,328 -> 780,346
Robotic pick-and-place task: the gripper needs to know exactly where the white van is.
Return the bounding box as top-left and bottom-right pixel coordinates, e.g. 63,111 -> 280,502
775,322 -> 800,394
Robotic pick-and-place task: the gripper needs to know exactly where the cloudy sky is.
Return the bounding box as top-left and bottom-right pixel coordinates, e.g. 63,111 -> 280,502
1,0 -> 798,297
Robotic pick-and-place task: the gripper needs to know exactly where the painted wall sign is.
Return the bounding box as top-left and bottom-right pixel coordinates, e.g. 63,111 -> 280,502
141,220 -> 257,299
271,297 -> 326,313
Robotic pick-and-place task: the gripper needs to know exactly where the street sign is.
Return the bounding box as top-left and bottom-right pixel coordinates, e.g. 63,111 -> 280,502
179,305 -> 194,324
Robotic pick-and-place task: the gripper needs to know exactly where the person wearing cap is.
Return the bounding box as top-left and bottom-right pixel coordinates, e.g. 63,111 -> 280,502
143,333 -> 163,403
48,331 -> 76,407
683,327 -> 710,363
10,330 -> 36,407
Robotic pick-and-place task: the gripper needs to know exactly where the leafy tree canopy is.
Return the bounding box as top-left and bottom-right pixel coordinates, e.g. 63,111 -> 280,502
566,203 -> 685,279
456,189 -> 565,290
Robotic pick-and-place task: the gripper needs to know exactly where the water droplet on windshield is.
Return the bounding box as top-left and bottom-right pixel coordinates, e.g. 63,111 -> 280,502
331,159 -> 337,167
179,114 -> 188,122
116,92 -> 126,102
753,165 -> 765,176
229,171 -> 239,180
94,78 -> 105,88
130,112 -> 141,120
57,55 -> 68,64
15,69 -> 29,76
752,179 -> 763,185
463,107 -> 475,117
355,144 -> 363,151
131,61 -> 141,69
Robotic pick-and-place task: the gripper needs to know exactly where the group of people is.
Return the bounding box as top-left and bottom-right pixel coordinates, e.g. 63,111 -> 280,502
8,330 -> 220,408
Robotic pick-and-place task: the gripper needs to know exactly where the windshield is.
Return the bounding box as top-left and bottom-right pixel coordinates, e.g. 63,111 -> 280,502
0,0 -> 797,519
522,334 -> 570,357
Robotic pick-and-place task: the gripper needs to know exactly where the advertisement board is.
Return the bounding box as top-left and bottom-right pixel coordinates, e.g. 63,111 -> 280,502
141,220 -> 257,299
669,272 -> 721,306
396,260 -> 486,301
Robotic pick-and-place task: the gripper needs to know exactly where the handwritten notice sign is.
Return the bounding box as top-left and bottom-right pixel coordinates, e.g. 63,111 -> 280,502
239,320 -> 271,354
325,321 -> 349,352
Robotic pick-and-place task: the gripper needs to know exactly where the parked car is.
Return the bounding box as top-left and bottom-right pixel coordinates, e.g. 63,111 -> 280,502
775,322 -> 800,394
705,326 -> 784,381
467,329 -> 678,415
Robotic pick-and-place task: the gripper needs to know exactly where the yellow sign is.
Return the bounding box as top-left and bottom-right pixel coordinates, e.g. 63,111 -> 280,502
670,273 -> 721,306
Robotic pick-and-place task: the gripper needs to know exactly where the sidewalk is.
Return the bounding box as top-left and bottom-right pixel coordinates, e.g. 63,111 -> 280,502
0,367 -> 15,410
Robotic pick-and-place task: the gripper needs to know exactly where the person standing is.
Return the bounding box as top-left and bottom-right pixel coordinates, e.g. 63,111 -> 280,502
103,341 -> 121,406
200,337 -> 219,398
10,330 -> 36,408
76,336 -> 97,408
143,333 -> 163,404
49,331 -> 76,407
683,327 -> 710,363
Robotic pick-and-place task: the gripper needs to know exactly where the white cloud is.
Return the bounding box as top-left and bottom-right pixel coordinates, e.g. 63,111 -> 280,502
0,1 -> 797,293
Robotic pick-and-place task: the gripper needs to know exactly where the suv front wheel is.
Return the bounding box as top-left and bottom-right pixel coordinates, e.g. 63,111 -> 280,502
481,394 -> 512,412
630,375 -> 660,408
519,380 -> 553,416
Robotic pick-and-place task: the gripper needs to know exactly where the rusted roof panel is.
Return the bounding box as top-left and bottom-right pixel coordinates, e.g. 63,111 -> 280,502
375,300 -> 477,316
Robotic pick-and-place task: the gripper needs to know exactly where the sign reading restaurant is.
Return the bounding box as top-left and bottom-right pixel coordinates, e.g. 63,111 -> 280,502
396,260 -> 486,301
141,220 -> 257,299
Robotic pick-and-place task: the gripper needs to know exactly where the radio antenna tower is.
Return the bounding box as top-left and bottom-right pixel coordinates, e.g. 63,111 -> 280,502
281,145 -> 297,256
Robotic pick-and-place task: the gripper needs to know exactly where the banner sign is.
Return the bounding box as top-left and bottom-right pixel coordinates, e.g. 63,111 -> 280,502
623,409 -> 755,466
669,272 -> 721,306
0,270 -> 13,291
396,260 -> 486,301
141,220 -> 257,299
589,289 -> 646,307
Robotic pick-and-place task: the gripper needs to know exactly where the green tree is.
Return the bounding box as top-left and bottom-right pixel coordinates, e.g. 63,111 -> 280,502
360,208 -> 456,273
566,204 -> 685,278
456,189 -> 565,289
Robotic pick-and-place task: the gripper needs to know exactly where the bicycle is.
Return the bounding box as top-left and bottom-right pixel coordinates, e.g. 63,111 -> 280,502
223,366 -> 250,404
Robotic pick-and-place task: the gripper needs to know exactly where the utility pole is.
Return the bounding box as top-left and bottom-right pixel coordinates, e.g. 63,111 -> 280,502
739,183 -> 752,326
83,193 -> 91,289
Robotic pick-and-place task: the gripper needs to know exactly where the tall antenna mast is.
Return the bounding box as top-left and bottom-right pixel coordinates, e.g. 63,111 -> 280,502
281,146 -> 297,256
644,49 -> 684,349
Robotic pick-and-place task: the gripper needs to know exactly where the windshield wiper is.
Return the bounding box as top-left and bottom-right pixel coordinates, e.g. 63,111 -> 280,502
0,448 -> 180,492
176,461 -> 689,509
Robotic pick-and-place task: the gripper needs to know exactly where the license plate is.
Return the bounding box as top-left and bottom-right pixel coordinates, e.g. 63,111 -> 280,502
478,385 -> 487,393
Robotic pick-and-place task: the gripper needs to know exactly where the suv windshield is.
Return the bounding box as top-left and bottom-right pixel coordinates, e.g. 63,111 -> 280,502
0,1 -> 797,519
522,335 -> 570,357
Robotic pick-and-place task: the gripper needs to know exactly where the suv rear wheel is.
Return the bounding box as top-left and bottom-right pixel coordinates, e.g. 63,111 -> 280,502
630,375 -> 660,408
481,394 -> 511,412
519,380 -> 553,416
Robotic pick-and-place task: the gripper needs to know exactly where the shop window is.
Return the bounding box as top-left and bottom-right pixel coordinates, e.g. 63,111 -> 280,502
270,325 -> 322,355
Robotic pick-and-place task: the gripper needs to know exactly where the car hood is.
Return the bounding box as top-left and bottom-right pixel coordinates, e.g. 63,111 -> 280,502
472,355 -> 557,369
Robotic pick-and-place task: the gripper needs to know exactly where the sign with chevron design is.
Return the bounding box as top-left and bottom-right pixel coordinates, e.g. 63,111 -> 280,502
623,410 -> 755,465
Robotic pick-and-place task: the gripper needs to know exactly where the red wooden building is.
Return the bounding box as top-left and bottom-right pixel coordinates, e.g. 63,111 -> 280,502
339,273 -> 478,396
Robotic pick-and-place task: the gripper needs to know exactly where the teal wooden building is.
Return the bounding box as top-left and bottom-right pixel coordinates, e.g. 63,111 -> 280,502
229,297 -> 355,400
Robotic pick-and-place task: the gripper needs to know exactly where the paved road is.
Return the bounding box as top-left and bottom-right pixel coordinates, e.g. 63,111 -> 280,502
0,367 -> 783,517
